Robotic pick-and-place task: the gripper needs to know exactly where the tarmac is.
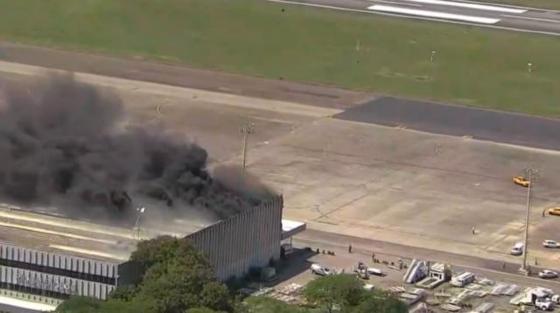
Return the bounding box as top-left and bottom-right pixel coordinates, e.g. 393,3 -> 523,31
336,96 -> 560,150
0,47 -> 559,271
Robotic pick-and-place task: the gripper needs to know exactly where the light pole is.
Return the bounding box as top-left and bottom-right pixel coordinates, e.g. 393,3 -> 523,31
520,168 -> 537,274
134,207 -> 146,239
240,122 -> 255,172
431,50 -> 437,63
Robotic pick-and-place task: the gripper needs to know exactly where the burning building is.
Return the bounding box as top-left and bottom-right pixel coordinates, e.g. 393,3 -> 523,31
0,76 -> 303,312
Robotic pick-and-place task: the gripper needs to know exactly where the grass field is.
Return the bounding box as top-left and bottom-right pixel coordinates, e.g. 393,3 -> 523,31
0,0 -> 559,116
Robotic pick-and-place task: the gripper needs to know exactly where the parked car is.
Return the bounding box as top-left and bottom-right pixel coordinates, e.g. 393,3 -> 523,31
536,298 -> 554,311
311,264 -> 333,276
513,176 -> 530,187
511,242 -> 524,256
543,240 -> 560,248
548,207 -> 560,216
551,295 -> 560,304
538,270 -> 558,279
367,267 -> 385,277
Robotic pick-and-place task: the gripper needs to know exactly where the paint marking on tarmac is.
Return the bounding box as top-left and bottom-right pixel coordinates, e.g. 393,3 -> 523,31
371,0 -> 423,7
501,14 -> 560,23
368,4 -> 501,24
404,0 -> 526,13
266,0 -> 560,36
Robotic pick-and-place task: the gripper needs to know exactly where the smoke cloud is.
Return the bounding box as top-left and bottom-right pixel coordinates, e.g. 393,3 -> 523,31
0,74 -> 274,223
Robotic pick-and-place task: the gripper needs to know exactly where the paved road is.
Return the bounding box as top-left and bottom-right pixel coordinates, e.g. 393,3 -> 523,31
335,96 -> 560,151
269,0 -> 560,36
295,228 -> 560,289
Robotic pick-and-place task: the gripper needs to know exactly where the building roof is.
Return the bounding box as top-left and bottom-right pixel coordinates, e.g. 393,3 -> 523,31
0,203 -> 209,263
281,219 -> 306,240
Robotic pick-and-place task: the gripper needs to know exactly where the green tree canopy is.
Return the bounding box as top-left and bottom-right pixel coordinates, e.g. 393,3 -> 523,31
56,236 -> 231,313
243,296 -> 310,313
303,274 -> 364,313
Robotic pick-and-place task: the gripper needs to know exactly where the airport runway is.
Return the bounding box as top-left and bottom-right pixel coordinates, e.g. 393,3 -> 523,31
268,0 -> 560,36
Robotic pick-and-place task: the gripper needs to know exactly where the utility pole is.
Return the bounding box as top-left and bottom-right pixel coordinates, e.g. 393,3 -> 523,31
134,207 -> 146,240
240,122 -> 255,172
521,168 -> 537,275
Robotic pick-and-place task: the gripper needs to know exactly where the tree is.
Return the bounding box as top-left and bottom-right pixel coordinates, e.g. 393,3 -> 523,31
185,308 -> 219,313
303,274 -> 364,313
57,236 -> 232,313
350,291 -> 407,313
130,237 -> 232,313
243,296 -> 310,313
55,296 -> 102,313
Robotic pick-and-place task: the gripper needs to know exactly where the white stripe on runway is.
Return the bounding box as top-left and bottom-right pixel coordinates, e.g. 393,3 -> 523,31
368,4 -> 501,24
501,14 -> 560,23
374,0 -> 423,7
404,0 -> 526,13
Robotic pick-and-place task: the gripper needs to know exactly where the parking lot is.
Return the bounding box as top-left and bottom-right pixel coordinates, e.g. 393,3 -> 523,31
269,242 -> 560,313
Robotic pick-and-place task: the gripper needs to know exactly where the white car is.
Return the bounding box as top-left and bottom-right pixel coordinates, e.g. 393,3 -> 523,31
538,270 -> 559,279
536,298 -> 554,311
311,264 -> 333,276
511,242 -> 524,255
543,240 -> 560,248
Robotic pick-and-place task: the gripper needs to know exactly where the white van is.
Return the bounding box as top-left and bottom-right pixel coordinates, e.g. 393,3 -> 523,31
511,242 -> 524,256
311,264 -> 333,276
450,272 -> 475,287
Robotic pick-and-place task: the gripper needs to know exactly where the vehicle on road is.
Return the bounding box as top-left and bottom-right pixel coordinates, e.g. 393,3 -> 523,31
511,242 -> 524,256
536,298 -> 554,311
367,267 -> 385,277
450,272 -> 475,287
548,207 -> 560,216
538,270 -> 558,279
543,240 -> 560,248
513,176 -> 530,187
311,263 -> 333,276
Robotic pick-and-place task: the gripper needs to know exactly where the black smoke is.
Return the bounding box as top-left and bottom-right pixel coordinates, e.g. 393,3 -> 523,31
0,74 -> 273,223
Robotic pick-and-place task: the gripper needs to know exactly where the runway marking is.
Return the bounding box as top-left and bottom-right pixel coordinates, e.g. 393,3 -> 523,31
266,0 -> 560,36
403,0 -> 526,13
501,14 -> 560,23
0,221 -> 118,245
368,4 -> 501,24
372,0 -> 423,7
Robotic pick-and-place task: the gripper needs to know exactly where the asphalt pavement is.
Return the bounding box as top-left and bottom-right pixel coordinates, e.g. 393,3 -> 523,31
295,228 -> 560,290
335,96 -> 560,150
268,0 -> 560,36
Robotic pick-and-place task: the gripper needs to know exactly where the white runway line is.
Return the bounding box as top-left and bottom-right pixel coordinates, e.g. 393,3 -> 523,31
368,4 -> 501,24
404,0 -> 526,13
372,0 -> 423,7
501,14 -> 560,23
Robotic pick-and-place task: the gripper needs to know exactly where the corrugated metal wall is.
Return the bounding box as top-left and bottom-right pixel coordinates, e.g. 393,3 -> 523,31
186,196 -> 283,280
0,243 -> 118,300
0,266 -> 115,300
0,244 -> 118,279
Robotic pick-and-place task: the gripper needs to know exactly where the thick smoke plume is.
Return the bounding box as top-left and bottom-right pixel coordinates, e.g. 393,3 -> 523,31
0,74 -> 274,223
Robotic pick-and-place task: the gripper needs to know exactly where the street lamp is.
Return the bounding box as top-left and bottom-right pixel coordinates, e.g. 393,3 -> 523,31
431,50 -> 437,63
240,122 -> 255,172
520,168 -> 537,275
134,207 -> 146,239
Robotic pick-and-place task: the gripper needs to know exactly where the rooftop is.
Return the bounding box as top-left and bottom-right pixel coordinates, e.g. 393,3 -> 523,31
0,203 -> 210,263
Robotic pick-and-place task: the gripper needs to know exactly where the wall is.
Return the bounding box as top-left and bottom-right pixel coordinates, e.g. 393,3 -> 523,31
0,243 -> 118,300
186,196 -> 283,280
